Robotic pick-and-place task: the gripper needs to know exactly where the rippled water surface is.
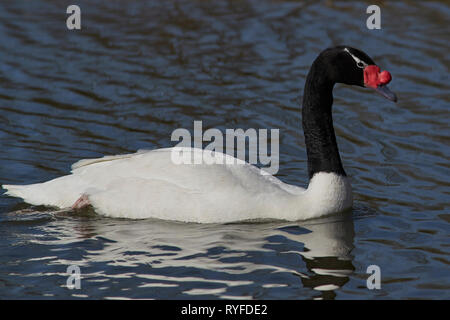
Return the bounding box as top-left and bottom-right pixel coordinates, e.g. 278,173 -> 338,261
0,0 -> 449,299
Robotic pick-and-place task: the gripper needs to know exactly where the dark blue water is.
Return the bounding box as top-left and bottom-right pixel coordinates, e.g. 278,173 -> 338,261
0,0 -> 449,299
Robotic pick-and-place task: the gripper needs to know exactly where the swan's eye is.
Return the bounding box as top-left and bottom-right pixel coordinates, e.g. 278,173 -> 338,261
356,61 -> 365,69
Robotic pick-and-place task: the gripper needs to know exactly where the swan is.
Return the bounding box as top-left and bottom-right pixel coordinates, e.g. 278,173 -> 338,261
2,46 -> 397,223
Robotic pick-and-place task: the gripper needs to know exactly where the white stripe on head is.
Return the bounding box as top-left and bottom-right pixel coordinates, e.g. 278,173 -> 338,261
344,48 -> 368,69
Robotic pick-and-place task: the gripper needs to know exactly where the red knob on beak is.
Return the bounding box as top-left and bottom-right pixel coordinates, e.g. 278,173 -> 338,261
379,70 -> 392,85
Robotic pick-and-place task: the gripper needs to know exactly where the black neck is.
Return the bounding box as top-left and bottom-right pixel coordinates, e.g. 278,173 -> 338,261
302,64 -> 346,180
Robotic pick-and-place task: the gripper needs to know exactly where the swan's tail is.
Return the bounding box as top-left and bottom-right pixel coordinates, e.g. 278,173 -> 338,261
2,177 -> 82,208
3,184 -> 25,198
3,183 -> 49,206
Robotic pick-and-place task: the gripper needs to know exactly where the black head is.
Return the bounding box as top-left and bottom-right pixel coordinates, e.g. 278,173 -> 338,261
313,46 -> 397,102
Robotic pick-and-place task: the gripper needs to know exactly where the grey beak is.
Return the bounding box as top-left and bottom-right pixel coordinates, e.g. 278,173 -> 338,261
375,85 -> 397,103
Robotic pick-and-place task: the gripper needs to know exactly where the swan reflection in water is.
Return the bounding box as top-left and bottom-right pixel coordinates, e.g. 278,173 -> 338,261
295,213 -> 355,299
11,207 -> 355,299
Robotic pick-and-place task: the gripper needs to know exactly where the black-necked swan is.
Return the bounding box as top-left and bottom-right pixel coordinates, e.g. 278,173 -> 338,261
2,46 -> 397,223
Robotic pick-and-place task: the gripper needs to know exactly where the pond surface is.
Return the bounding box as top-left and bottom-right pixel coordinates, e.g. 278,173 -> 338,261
0,0 -> 449,299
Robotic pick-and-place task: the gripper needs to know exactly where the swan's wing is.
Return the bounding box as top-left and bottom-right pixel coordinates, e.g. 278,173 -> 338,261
71,149 -> 151,171
71,147 -> 305,195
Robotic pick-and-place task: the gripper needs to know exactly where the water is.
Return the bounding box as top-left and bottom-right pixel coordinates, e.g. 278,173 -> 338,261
0,0 -> 449,299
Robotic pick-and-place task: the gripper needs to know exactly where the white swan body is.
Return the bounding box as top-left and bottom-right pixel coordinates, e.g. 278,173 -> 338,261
2,147 -> 352,223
